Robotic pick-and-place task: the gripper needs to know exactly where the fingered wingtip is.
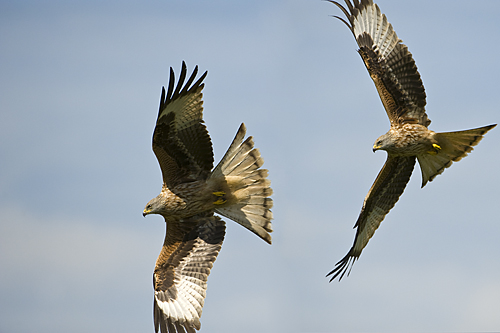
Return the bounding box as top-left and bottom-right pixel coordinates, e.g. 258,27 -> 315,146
326,252 -> 356,282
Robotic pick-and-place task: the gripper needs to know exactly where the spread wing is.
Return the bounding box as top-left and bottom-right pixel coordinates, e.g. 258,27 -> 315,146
153,214 -> 226,333
329,0 -> 430,127
327,155 -> 415,281
153,61 -> 214,187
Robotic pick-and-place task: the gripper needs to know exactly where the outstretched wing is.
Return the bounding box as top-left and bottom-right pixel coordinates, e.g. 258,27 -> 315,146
329,0 -> 429,127
154,214 -> 226,333
327,155 -> 415,281
153,62 -> 214,187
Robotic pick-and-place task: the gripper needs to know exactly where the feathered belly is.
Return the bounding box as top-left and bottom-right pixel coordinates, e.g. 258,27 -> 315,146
390,124 -> 435,156
162,181 -> 215,218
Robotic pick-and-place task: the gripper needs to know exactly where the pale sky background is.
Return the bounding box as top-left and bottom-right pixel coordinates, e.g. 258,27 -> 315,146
1,1 -> 499,332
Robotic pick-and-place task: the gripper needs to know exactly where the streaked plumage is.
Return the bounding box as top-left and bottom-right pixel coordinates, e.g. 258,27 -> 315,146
143,62 -> 273,332
326,0 -> 496,281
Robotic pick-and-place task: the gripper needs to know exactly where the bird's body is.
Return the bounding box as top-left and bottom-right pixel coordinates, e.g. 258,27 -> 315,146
146,171 -> 269,223
146,179 -> 224,222
143,62 -> 273,332
376,123 -> 436,155
326,0 -> 496,281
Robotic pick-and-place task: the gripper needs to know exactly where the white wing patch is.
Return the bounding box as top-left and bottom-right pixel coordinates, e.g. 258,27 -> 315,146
158,88 -> 204,133
351,1 -> 401,60
155,221 -> 224,332
353,206 -> 386,254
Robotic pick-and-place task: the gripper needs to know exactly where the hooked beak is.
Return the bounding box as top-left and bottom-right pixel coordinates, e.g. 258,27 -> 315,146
143,203 -> 154,217
372,145 -> 381,153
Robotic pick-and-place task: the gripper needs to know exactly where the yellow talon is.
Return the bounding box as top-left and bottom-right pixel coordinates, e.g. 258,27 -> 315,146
213,198 -> 227,205
212,191 -> 226,197
428,143 -> 441,155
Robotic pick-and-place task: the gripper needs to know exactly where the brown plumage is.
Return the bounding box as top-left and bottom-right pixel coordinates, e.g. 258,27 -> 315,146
143,62 -> 273,332
326,0 -> 496,281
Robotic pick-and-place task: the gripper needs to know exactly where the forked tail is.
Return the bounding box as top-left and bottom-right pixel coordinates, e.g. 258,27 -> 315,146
417,124 -> 496,187
210,123 -> 273,244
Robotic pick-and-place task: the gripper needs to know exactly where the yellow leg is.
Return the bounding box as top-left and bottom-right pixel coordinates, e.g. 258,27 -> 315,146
428,143 -> 441,155
213,191 -> 227,205
213,198 -> 227,205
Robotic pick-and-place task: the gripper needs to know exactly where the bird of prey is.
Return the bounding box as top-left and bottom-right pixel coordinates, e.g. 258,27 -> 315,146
143,62 -> 273,332
326,0 -> 496,281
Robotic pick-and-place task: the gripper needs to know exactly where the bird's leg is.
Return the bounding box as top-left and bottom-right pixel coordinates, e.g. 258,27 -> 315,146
428,143 -> 442,155
212,191 -> 227,205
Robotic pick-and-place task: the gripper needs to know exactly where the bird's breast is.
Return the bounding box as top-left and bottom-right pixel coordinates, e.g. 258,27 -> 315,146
161,181 -> 213,216
389,124 -> 434,155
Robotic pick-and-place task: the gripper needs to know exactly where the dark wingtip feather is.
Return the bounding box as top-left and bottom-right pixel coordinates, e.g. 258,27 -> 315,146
161,67 -> 176,112
159,63 -> 208,117
326,251 -> 357,282
173,62 -> 188,98
326,0 -> 354,31
192,70 -> 208,93
158,86 -> 166,114
180,65 -> 199,95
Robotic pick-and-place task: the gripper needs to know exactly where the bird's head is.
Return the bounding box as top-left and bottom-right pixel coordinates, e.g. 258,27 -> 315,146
372,133 -> 394,152
143,196 -> 164,217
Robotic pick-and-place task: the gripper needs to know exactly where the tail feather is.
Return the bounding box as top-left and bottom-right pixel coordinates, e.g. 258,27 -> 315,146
215,205 -> 273,244
230,149 -> 264,176
211,123 -> 273,244
211,124 -> 248,179
417,124 -> 496,187
242,169 -> 269,182
229,178 -> 271,195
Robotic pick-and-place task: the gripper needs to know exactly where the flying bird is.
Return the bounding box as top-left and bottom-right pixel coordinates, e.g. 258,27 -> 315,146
326,0 -> 496,281
143,62 -> 273,332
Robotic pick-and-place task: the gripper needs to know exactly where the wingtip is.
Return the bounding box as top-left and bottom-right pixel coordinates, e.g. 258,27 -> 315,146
326,0 -> 354,31
326,252 -> 356,282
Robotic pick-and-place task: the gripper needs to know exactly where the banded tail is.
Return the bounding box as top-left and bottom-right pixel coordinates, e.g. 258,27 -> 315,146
210,123 -> 273,244
417,124 -> 496,187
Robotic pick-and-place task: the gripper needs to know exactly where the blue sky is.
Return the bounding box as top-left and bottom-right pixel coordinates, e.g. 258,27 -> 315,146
1,1 -> 499,332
